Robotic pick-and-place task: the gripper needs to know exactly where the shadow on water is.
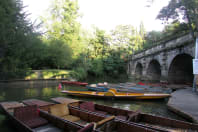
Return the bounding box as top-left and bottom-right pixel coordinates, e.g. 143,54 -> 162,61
0,81 -> 186,131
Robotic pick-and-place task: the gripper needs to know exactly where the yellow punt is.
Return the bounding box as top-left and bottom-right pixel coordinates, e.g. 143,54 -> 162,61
61,89 -> 170,100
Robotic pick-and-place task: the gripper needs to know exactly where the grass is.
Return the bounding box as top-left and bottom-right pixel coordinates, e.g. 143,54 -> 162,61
25,69 -> 71,80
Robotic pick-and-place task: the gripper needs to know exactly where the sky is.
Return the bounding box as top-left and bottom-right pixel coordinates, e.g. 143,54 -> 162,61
23,0 -> 170,32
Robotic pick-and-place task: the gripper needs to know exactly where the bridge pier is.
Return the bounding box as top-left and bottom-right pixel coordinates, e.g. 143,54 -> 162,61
160,67 -> 168,83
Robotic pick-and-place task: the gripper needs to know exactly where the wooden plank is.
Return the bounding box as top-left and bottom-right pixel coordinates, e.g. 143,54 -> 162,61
22,99 -> 54,107
51,97 -> 79,104
0,101 -> 23,110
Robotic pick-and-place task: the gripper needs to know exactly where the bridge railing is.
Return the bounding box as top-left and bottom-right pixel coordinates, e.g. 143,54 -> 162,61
133,31 -> 191,55
130,32 -> 194,60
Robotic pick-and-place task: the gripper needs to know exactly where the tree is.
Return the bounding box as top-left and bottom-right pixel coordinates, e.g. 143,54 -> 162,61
144,30 -> 163,45
110,25 -> 136,48
157,0 -> 198,36
0,0 -> 43,79
45,39 -> 73,69
88,28 -> 109,58
139,21 -> 146,38
110,24 -> 145,56
42,0 -> 82,59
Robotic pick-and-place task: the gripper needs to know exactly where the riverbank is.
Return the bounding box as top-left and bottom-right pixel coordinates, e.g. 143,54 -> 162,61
0,79 -> 68,88
167,88 -> 198,123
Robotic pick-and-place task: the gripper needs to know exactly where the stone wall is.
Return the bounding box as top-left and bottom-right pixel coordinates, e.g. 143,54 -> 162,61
128,33 -> 195,83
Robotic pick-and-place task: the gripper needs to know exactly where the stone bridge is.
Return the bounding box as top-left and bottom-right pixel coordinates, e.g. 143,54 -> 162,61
127,33 -> 195,83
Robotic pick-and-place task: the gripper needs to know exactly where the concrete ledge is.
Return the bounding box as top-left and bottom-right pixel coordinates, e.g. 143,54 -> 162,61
167,104 -> 197,123
167,89 -> 198,123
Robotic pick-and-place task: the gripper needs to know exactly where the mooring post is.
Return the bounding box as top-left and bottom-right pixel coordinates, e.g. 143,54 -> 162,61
193,35 -> 198,92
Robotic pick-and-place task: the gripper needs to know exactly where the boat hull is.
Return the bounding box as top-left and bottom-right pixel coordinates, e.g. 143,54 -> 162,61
0,102 -> 84,132
65,99 -> 198,132
61,90 -> 170,100
61,81 -> 88,86
22,99 -> 157,132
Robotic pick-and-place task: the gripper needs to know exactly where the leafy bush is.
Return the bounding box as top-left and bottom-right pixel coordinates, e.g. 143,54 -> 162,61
88,59 -> 104,77
70,67 -> 87,80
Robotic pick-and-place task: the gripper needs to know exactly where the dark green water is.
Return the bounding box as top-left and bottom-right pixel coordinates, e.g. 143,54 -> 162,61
0,82 -> 185,131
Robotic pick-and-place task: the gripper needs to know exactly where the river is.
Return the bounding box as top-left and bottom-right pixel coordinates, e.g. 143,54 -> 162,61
0,81 -> 185,131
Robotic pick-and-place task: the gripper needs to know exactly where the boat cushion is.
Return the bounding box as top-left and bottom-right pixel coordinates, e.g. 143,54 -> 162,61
80,102 -> 95,111
116,115 -> 127,121
49,104 -> 69,117
62,115 -> 80,122
77,123 -> 94,132
14,105 -> 48,128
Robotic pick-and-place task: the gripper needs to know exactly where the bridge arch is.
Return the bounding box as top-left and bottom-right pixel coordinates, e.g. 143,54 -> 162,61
147,60 -> 161,81
135,63 -> 143,79
168,53 -> 193,84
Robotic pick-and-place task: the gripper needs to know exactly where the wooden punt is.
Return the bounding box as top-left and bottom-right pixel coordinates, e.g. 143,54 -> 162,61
22,99 -> 158,132
52,97 -> 198,132
61,88 -> 171,100
86,85 -> 109,92
61,81 -> 88,86
0,101 -> 86,132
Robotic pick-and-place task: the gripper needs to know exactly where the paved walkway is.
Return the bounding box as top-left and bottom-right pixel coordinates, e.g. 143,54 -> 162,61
167,88 -> 198,123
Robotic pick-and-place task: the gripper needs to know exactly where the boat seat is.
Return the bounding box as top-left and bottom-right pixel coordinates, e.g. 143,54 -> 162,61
80,102 -> 107,115
14,105 -> 48,128
49,103 -> 80,122
62,115 -> 80,122
80,102 -> 95,111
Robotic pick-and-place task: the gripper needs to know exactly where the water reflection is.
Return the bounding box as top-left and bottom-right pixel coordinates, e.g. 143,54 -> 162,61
0,92 -> 5,101
0,82 -> 185,132
25,88 -> 39,97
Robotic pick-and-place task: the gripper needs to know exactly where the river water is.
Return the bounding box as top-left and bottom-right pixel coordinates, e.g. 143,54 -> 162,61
0,81 -> 185,131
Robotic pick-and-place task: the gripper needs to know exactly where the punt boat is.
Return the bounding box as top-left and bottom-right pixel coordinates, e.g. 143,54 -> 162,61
61,81 -> 88,86
61,88 -> 171,100
86,84 -> 109,92
0,101 -> 88,132
22,99 -> 156,132
52,97 -> 198,132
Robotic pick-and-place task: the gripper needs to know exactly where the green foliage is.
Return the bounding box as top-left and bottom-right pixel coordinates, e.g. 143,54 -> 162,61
157,0 -> 198,32
70,67 -> 87,80
110,25 -> 136,48
88,59 -> 104,77
142,21 -> 190,50
25,70 -> 70,79
103,50 -> 126,77
45,39 -> 73,69
0,0 -> 45,79
42,0 -> 83,59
